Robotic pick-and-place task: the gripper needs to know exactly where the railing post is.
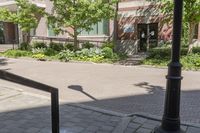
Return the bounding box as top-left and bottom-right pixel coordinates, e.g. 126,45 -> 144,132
51,89 -> 60,133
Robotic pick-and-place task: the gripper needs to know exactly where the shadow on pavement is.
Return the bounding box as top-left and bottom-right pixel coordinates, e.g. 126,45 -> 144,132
0,82 -> 200,133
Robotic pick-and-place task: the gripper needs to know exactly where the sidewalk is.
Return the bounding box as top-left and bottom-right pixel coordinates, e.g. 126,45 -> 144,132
0,86 -> 200,133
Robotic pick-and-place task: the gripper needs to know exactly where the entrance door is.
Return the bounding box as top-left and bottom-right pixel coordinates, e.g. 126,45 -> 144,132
137,23 -> 158,52
138,24 -> 147,52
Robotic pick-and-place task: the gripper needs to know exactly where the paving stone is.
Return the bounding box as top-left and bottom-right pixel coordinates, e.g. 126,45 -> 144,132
141,123 -> 156,129
1,87 -> 200,133
136,127 -> 152,133
132,117 -> 147,124
187,127 -> 200,133
128,122 -> 141,129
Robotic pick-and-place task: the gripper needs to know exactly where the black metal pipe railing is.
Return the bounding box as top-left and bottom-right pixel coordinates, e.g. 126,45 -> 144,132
0,70 -> 60,133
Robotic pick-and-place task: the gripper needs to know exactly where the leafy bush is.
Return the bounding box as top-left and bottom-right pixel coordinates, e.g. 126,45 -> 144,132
32,48 -> 46,54
44,48 -> 58,56
49,42 -> 64,52
3,50 -> 32,58
57,50 -> 75,61
32,42 -> 47,49
148,47 -> 188,59
102,47 -> 114,58
32,53 -> 46,61
82,42 -> 94,49
75,48 -> 103,57
101,41 -> 114,49
65,43 -> 75,51
192,47 -> 200,54
181,54 -> 200,70
19,42 -> 31,51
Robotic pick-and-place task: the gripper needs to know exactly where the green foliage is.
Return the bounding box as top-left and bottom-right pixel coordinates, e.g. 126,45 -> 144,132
44,48 -> 58,56
32,42 -> 47,49
56,50 -> 75,61
32,48 -> 46,54
143,47 -> 200,70
102,47 -> 114,58
47,0 -> 117,47
192,47 -> 200,54
19,42 -> 31,51
3,50 -> 32,58
76,48 -> 103,57
32,53 -> 46,61
82,42 -> 94,49
65,43 -> 75,51
158,0 -> 200,52
49,42 -> 64,52
101,41 -> 114,49
0,0 -> 45,32
181,54 -> 200,70
148,47 -> 188,59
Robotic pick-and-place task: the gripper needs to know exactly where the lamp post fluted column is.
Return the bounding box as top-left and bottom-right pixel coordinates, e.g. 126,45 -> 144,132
154,0 -> 185,133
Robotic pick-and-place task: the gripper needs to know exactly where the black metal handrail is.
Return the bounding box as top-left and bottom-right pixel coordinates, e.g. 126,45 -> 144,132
0,70 -> 60,133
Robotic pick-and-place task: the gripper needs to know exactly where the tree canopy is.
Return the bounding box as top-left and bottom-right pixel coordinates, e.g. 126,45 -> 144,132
158,0 -> 200,52
0,0 -> 44,32
47,0 -> 117,47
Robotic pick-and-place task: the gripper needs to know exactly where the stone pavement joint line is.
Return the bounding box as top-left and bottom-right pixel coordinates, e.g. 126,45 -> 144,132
0,87 -> 200,133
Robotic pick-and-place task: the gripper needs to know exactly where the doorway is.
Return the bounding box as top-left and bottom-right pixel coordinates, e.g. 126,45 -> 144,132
137,23 -> 158,52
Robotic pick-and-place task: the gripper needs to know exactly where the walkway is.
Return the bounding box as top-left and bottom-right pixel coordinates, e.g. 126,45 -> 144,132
0,86 -> 200,133
1,58 -> 200,124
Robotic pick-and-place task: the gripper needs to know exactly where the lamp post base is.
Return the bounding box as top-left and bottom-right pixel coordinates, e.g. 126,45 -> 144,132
152,126 -> 185,133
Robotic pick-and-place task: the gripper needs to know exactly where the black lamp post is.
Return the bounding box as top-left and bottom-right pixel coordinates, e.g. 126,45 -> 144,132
153,0 -> 184,133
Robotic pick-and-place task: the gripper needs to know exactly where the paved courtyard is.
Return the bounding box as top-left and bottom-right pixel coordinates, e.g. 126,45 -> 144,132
1,86 -> 200,133
1,58 -> 200,124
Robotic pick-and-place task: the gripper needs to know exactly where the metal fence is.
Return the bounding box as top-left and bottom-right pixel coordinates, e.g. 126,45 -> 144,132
30,36 -> 106,47
0,70 -> 60,133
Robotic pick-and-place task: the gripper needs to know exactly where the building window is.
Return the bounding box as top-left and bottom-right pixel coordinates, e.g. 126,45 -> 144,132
80,20 -> 109,36
30,28 -> 36,36
48,25 -> 56,37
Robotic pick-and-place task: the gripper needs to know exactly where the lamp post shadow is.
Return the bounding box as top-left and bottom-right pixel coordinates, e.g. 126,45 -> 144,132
68,85 -> 98,101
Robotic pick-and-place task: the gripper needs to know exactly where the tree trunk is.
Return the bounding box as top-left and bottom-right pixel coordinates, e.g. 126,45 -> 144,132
73,27 -> 79,50
188,23 -> 196,53
113,2 -> 118,45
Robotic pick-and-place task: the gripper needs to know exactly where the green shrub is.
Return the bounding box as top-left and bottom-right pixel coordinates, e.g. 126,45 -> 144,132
181,54 -> 200,70
65,43 -> 75,51
49,42 -> 64,52
3,50 -> 32,58
32,48 -> 46,54
44,48 -> 58,56
102,47 -> 114,58
192,47 -> 200,54
101,41 -> 114,49
75,48 -> 103,57
32,53 -> 46,61
57,50 -> 75,61
19,42 -> 31,51
148,47 -> 188,59
82,42 -> 94,49
32,42 -> 47,49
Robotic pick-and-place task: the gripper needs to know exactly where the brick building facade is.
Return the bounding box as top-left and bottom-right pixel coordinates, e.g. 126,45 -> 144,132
0,0 -> 199,54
